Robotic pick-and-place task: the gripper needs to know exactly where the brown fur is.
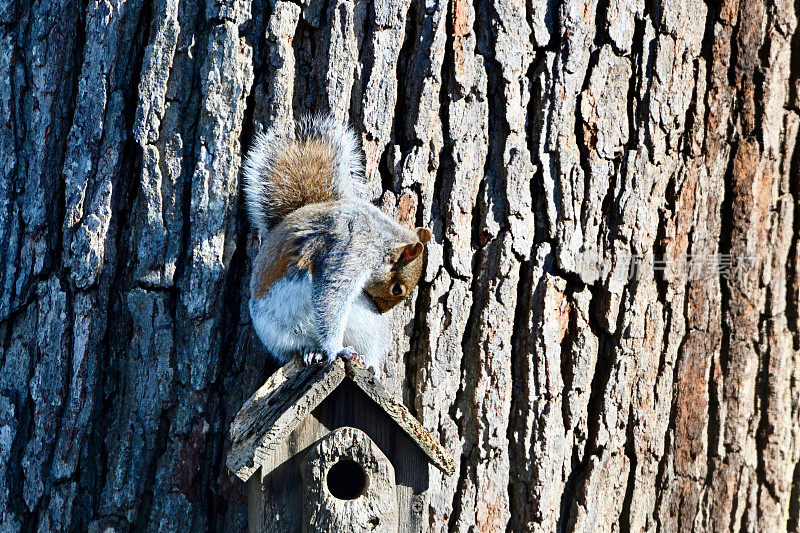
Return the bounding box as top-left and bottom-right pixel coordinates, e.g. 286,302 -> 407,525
269,139 -> 338,222
365,253 -> 425,312
252,218 -> 320,299
365,228 -> 431,313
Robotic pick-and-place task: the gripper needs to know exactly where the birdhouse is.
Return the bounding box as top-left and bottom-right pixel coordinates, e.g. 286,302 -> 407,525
226,358 -> 456,532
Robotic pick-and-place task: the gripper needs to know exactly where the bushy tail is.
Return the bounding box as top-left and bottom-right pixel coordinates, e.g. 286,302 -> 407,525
242,114 -> 364,232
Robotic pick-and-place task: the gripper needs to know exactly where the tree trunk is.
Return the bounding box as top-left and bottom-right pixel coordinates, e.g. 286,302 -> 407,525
1,0 -> 798,530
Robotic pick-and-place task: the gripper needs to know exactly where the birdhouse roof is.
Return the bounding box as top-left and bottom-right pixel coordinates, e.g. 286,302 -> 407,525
226,358 -> 456,481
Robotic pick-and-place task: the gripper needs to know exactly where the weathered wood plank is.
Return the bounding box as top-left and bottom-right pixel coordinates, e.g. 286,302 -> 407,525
228,357 -> 455,483
227,359 -> 346,481
301,427 -> 398,532
345,361 -> 456,476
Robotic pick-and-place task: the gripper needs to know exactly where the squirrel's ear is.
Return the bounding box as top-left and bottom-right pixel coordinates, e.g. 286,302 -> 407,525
416,227 -> 432,244
396,242 -> 424,265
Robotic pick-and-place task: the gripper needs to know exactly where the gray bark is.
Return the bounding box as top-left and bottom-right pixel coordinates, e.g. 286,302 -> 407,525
1,0 -> 799,531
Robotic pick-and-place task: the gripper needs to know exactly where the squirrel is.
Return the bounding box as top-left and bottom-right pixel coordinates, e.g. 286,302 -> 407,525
242,115 -> 431,368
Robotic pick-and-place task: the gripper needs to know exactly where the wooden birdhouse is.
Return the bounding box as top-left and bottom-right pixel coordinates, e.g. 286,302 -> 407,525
226,358 -> 456,532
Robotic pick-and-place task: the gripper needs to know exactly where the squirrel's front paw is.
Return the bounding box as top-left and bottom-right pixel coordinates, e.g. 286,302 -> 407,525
301,348 -> 326,365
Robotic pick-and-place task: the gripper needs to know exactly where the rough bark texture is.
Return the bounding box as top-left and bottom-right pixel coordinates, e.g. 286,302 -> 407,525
1,0 -> 799,531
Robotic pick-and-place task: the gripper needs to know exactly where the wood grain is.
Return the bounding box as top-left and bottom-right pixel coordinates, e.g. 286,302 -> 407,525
301,427 -> 398,533
227,358 -> 455,481
227,359 -> 346,481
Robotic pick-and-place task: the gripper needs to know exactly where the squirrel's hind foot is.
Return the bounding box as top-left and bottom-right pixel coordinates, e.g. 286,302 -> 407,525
336,347 -> 365,367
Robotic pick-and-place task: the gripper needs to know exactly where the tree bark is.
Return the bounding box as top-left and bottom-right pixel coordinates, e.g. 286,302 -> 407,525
1,0 -> 799,531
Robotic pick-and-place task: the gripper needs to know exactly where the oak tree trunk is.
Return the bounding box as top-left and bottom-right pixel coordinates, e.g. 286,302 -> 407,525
1,0 -> 799,531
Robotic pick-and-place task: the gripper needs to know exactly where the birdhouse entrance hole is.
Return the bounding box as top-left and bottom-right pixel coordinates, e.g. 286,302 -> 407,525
326,459 -> 368,500
302,426 -> 399,530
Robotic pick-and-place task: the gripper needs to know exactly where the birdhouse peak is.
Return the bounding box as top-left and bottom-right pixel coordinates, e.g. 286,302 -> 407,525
226,358 -> 456,482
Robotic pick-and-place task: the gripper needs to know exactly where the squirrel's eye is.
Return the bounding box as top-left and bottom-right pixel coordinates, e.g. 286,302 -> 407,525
391,282 -> 404,296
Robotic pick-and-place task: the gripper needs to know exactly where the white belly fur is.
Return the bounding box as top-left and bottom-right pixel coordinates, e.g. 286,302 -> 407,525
250,272 -> 388,367
344,293 -> 389,368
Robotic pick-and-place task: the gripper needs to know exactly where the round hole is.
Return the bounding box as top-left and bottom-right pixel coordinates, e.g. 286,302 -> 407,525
326,459 -> 368,500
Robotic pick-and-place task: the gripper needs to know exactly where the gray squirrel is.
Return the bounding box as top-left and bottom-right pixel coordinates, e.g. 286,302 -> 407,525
242,115 -> 431,368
